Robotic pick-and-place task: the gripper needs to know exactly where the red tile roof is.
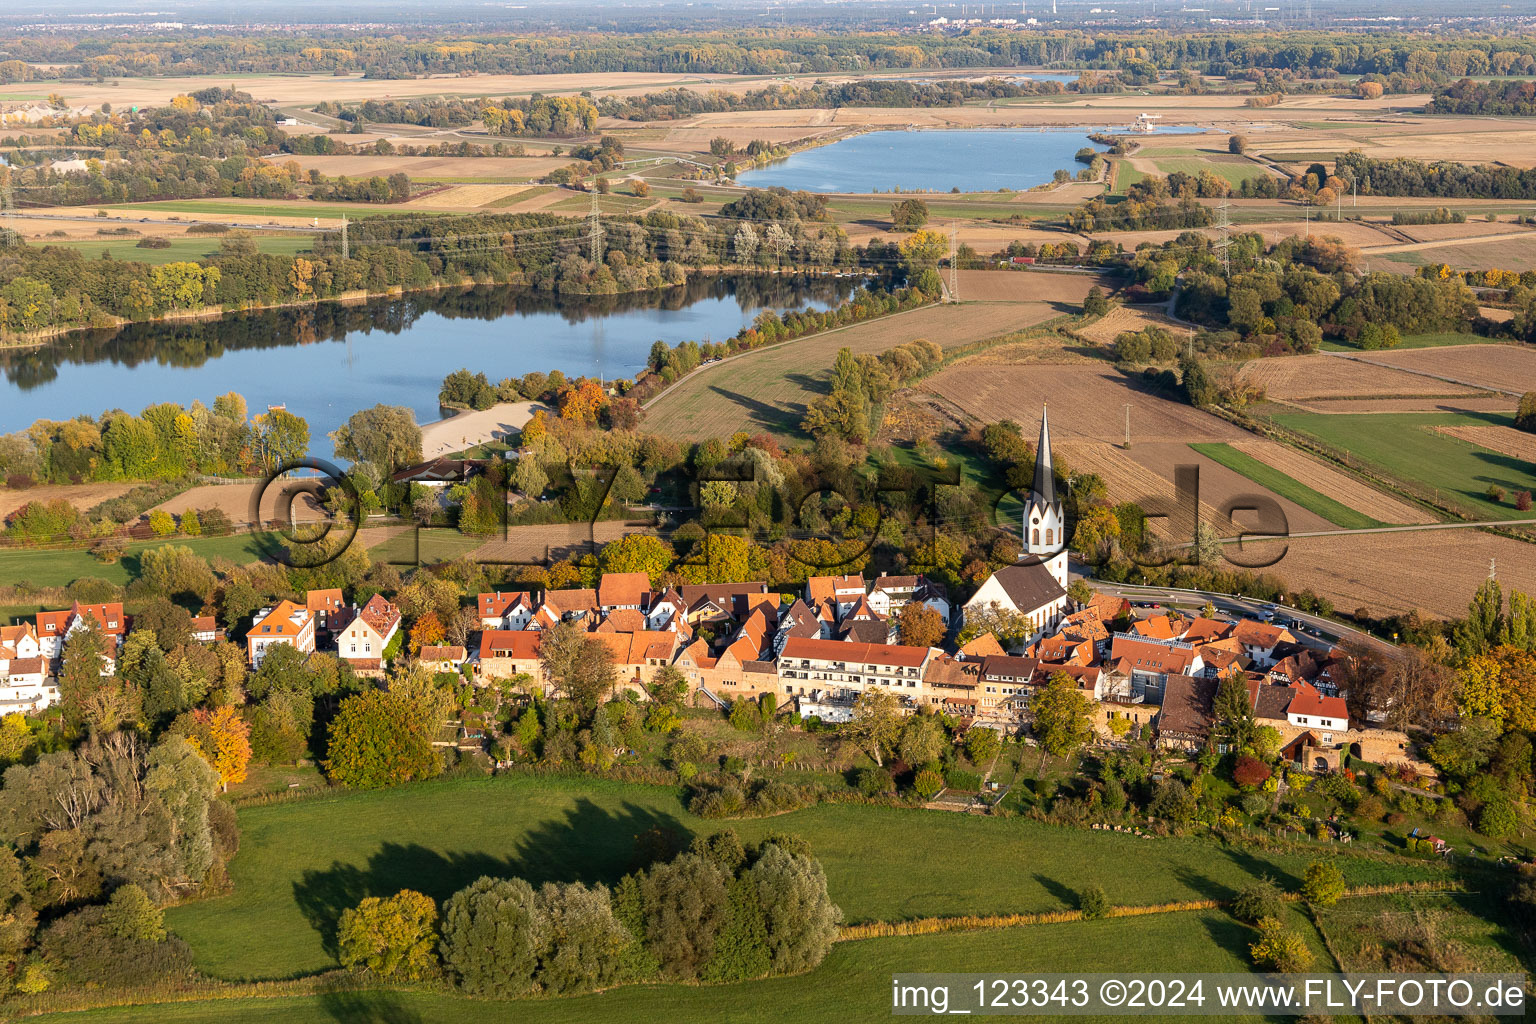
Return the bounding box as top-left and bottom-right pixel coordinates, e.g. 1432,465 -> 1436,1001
479,630 -> 541,661
357,594 -> 400,638
598,572 -> 651,608
779,636 -> 931,668
1285,683 -> 1349,724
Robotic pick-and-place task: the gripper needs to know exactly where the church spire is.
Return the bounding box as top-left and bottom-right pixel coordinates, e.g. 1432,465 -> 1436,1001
1032,403 -> 1056,509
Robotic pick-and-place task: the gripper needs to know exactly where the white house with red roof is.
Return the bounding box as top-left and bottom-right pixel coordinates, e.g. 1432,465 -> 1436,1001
1285,683 -> 1349,734
478,591 -> 536,630
776,636 -> 937,704
35,603 -> 126,661
338,595 -> 402,672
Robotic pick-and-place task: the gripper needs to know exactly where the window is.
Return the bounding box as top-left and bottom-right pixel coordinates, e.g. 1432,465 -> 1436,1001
1044,529 -> 1052,545
1032,528 -> 1039,545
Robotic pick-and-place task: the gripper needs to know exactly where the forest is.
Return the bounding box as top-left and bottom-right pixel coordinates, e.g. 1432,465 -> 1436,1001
4,29 -> 1536,81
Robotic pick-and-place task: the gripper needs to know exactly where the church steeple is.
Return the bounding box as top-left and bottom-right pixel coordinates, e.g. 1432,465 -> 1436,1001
1022,404 -> 1067,587
1032,403 -> 1057,509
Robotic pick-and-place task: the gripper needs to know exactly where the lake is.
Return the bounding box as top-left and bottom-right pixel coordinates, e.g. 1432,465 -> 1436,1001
0,275 -> 863,440
736,126 -> 1206,194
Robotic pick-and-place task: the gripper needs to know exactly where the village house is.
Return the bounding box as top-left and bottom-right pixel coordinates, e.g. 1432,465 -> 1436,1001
1155,674 -> 1220,751
1233,619 -> 1297,668
306,589 -> 350,635
597,572 -> 651,613
337,595 -> 402,674
0,656 -> 52,713
921,655 -> 982,718
777,637 -> 937,711
478,591 -> 536,630
678,583 -> 771,628
419,645 -> 468,674
190,616 -> 223,644
246,601 -> 316,668
0,624 -> 41,667
805,575 -> 867,621
36,602 -> 127,662
1106,634 -> 1204,703
866,573 -> 951,624
478,630 -> 542,681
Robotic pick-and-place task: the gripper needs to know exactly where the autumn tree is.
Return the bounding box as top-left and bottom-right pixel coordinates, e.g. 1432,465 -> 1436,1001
409,612 -> 446,656
325,689 -> 440,789
896,602 -> 946,648
598,534 -> 676,584
845,688 -> 902,767
329,404 -> 422,477
1029,671 -> 1094,758
338,889 -> 439,980
1213,669 -> 1256,751
538,621 -> 617,711
1301,860 -> 1345,907
179,706 -> 252,791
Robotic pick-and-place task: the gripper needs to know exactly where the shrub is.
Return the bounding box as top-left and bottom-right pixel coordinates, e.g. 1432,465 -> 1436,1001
338,889 -> 439,980
1231,877 -> 1284,923
135,236 -> 172,249
1077,886 -> 1109,920
38,906 -> 195,989
913,767 -> 944,800
855,766 -> 894,798
1249,915 -> 1314,971
102,884 -> 165,942
1486,484 -> 1507,504
1516,491 -> 1532,512
1232,755 -> 1272,789
1301,861 -> 1345,907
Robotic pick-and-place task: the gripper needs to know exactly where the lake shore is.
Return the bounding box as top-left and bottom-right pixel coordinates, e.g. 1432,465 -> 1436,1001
420,402 -> 542,459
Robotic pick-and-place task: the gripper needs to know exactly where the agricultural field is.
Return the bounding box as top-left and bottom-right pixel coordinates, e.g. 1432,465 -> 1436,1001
0,481 -> 134,520
1435,424 -> 1536,463
163,772 -> 1437,982
1265,410 -> 1536,520
953,269 -> 1114,305
43,234 -> 312,264
1346,343 -> 1536,397
922,363 -> 1245,445
1189,442 -> 1383,531
1224,440 -> 1437,525
1056,441 -> 1229,539
1072,304 -> 1184,346
1149,155 -> 1277,188
1237,354 -> 1489,406
644,301 -> 1051,442
0,533 -> 277,590
1269,529 -> 1536,618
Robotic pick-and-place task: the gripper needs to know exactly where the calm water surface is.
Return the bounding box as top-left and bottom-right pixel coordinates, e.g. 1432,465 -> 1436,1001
737,126 -> 1205,193
0,275 -> 863,439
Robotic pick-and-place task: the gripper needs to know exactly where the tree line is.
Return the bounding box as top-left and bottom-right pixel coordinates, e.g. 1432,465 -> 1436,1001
10,29 -> 1536,80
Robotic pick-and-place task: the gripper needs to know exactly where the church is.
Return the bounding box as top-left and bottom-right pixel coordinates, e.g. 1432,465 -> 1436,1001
961,405 -> 1070,649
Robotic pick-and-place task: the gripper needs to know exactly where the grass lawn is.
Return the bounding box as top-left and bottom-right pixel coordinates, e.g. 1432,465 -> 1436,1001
544,192 -> 655,215
1313,889 -> 1527,978
1151,157 -> 1273,188
163,772 -> 1449,982
1319,331 -> 1505,352
0,533 -> 276,591
33,910 -> 1286,1024
1189,442 -> 1382,530
1266,409 -> 1536,520
44,235 -> 313,264
101,200 -> 436,220
364,528 -> 486,567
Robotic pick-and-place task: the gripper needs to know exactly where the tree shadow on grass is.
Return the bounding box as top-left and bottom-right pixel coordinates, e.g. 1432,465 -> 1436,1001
293,797 -> 686,958
704,385 -> 797,432
1030,872 -> 1078,909
1199,910 -> 1257,964
319,983 -> 423,1024
1217,845 -> 1302,892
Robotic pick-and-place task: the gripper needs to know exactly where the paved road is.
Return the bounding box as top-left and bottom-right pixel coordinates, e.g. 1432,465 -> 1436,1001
1073,560 -> 1400,658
